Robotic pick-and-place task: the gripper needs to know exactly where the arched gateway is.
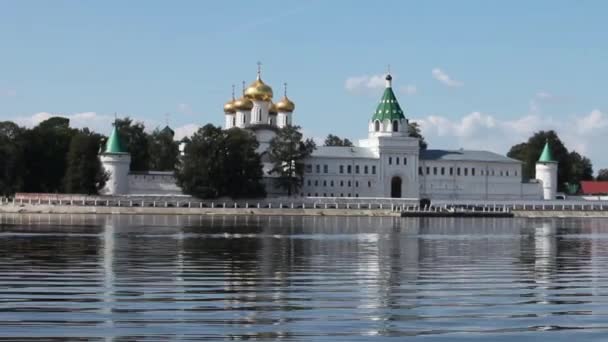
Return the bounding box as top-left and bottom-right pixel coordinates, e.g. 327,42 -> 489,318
391,176 -> 402,198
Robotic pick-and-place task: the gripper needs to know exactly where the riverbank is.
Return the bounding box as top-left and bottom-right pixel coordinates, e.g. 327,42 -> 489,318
3,203 -> 608,218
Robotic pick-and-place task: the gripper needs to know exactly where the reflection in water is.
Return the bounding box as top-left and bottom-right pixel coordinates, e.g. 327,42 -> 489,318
1,214 -> 608,340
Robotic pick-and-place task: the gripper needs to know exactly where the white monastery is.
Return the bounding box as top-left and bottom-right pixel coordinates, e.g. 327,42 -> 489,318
100,66 -> 558,201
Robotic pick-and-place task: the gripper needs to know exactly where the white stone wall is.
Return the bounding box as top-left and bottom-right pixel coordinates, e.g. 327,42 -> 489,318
128,172 -> 183,196
535,162 -> 558,200
300,157 -> 381,198
100,154 -> 131,195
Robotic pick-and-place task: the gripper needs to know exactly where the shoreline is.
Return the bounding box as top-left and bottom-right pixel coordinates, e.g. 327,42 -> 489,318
2,204 -> 608,218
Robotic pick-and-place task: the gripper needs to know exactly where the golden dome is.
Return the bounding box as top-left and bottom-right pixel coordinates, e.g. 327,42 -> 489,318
276,96 -> 295,112
269,102 -> 278,115
244,77 -> 273,101
223,99 -> 236,114
233,96 -> 253,111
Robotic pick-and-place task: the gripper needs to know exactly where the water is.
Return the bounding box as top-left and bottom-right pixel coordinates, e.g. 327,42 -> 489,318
1,214 -> 608,341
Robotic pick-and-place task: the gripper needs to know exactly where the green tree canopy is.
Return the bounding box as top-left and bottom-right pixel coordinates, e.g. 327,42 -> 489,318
507,130 -> 593,192
176,124 -> 265,199
324,134 -> 353,147
597,169 -> 608,181
408,121 -> 428,149
148,127 -> 179,171
0,121 -> 26,195
63,129 -> 108,194
113,117 -> 150,171
268,125 -> 316,196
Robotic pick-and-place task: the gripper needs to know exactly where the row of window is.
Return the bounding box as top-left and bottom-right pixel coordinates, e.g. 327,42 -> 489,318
388,156 -> 407,166
419,166 -> 517,177
305,179 -> 373,188
306,164 -> 377,175
306,193 -> 361,198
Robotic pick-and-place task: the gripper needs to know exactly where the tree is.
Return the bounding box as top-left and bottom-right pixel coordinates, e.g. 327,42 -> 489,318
408,121 -> 428,149
0,121 -> 26,195
268,125 -> 316,196
507,130 -> 593,191
63,129 -> 108,194
114,117 -> 150,171
21,117 -> 76,193
597,169 -> 608,181
148,127 -> 179,171
324,134 -> 353,147
176,124 -> 265,199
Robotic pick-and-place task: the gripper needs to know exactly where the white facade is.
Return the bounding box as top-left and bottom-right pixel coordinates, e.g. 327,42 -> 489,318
536,162 -> 558,200
100,153 -> 131,195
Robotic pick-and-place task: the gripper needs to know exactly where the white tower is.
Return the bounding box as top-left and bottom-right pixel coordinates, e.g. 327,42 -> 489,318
223,85 -> 237,129
233,81 -> 253,128
276,82 -> 295,128
535,140 -> 558,200
100,123 -> 131,195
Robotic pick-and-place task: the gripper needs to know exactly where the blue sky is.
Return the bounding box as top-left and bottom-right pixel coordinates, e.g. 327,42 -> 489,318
1,1 -> 607,169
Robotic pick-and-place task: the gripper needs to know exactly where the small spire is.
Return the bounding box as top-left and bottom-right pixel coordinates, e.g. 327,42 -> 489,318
165,113 -> 170,127
256,61 -> 262,80
283,82 -> 288,97
242,81 -> 246,95
231,84 -> 235,100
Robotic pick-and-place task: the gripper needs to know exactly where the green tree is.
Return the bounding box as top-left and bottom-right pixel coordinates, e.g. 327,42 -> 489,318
268,125 -> 316,196
507,130 -> 593,191
597,169 -> 608,181
148,126 -> 179,171
63,129 -> 108,194
0,121 -> 26,195
176,124 -> 265,199
324,134 -> 353,147
408,121 -> 428,149
21,117 -> 76,193
114,117 -> 150,171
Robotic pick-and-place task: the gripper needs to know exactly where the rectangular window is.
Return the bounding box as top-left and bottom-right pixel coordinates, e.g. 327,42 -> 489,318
355,165 -> 360,174
323,164 -> 328,173
314,180 -> 318,186
330,180 -> 334,187
340,180 -> 344,187
403,157 -> 407,165
355,181 -> 359,187
457,167 -> 461,176
347,165 -> 352,174
348,181 -> 351,187
396,158 -> 400,165
506,170 -> 509,176
323,180 -> 327,187
472,168 -> 475,176
433,167 -> 437,175
464,168 -> 468,176
364,165 -> 369,174
315,164 -> 320,173
368,181 -> 372,187
441,167 -> 445,175
339,165 -> 344,174
372,166 -> 376,174
419,167 -> 423,175
307,180 -> 311,186
426,167 -> 430,175
389,157 -> 392,165
305,164 -> 312,173
449,167 -> 453,176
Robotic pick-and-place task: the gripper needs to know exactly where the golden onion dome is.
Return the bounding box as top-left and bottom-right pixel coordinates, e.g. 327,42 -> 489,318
269,102 -> 278,115
276,96 -> 295,112
244,76 -> 273,101
223,99 -> 236,114
233,96 -> 253,111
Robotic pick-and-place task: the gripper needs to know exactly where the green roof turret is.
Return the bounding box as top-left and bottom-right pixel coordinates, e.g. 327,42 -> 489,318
371,74 -> 406,122
538,140 -> 555,163
105,124 -> 126,154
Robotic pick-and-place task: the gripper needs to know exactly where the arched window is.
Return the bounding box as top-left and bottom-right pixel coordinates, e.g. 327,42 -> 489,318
392,120 -> 399,132
374,120 -> 380,132
232,117 -> 236,126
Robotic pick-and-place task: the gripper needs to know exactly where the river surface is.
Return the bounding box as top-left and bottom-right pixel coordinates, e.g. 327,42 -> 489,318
1,214 -> 608,341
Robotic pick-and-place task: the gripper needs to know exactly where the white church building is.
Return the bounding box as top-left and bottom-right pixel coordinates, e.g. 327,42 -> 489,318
100,67 -> 558,201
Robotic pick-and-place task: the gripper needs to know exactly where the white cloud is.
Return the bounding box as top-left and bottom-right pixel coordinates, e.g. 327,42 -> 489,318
400,85 -> 417,95
412,109 -> 608,167
177,103 -> 195,115
174,124 -> 199,140
431,68 -> 463,87
345,74 -> 386,94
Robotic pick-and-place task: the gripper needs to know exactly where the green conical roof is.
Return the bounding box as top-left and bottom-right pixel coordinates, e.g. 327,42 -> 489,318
371,75 -> 406,122
538,141 -> 555,163
105,125 -> 126,154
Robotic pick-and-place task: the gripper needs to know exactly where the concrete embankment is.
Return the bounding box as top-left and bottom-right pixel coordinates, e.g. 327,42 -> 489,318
0,204 -> 399,217
514,211 -> 608,218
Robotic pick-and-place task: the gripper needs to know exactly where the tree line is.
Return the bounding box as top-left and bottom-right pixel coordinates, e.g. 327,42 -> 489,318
0,117 -> 179,196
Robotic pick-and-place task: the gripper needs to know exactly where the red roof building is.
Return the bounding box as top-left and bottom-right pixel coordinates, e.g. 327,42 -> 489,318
580,181 -> 608,195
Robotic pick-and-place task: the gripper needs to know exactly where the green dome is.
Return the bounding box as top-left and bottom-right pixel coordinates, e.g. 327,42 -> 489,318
538,141 -> 555,163
371,74 -> 406,122
105,125 -> 126,154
